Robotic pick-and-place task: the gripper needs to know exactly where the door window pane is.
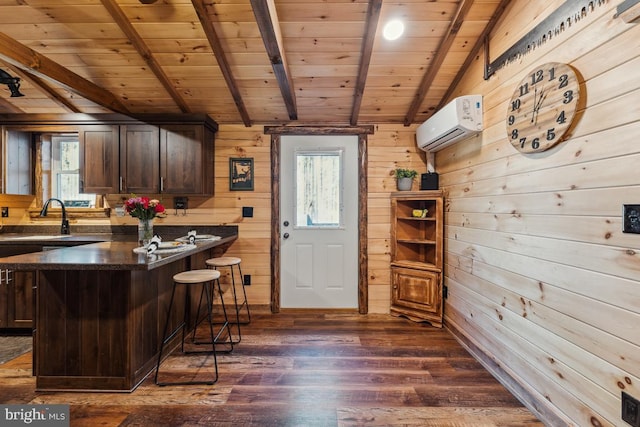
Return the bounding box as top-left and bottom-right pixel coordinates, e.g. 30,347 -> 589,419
295,150 -> 343,228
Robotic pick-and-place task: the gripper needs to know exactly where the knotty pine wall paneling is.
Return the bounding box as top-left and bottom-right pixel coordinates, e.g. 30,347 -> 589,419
436,1 -> 640,425
367,124 -> 425,313
5,121 -> 426,316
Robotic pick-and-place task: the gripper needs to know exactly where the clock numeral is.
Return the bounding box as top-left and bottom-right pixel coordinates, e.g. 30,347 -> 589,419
562,90 -> 574,104
508,115 -> 515,125
511,129 -> 519,140
531,69 -> 544,85
530,66 -> 556,85
519,83 -> 529,96
556,110 -> 566,124
511,99 -> 521,111
546,128 -> 556,140
519,137 -> 527,148
558,73 -> 569,89
531,138 -> 540,150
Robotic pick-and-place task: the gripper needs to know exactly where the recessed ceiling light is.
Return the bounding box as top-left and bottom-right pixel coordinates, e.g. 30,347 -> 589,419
383,19 -> 404,41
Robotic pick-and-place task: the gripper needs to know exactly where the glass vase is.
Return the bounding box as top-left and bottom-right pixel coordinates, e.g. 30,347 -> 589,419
138,218 -> 154,247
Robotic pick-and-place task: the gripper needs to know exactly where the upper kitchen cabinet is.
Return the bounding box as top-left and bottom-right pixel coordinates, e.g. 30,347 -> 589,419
120,121 -> 215,195
0,114 -> 218,196
160,124 -> 213,195
1,129 -> 34,194
120,124 -> 160,194
79,125 -> 120,194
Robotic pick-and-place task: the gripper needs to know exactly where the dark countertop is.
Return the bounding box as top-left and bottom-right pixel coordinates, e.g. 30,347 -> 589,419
0,225 -> 238,270
0,233 -> 114,245
0,236 -> 237,271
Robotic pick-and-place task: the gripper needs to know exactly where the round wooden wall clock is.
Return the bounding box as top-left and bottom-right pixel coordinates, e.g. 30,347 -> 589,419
506,62 -> 580,153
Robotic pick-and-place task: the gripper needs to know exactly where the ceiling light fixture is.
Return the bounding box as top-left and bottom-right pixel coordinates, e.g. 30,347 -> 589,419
0,69 -> 24,97
383,19 -> 405,41
138,0 -> 158,4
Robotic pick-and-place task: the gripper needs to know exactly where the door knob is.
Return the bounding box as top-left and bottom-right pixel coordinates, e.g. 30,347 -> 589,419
283,233 -> 290,239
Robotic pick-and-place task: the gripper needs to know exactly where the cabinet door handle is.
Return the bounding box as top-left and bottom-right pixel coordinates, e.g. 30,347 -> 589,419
119,176 -> 123,192
160,177 -> 164,192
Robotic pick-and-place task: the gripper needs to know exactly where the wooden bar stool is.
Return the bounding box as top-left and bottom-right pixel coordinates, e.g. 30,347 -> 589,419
155,269 -> 232,386
205,256 -> 251,344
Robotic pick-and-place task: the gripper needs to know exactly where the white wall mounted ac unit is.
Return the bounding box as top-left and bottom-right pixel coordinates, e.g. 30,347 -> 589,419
416,95 -> 483,152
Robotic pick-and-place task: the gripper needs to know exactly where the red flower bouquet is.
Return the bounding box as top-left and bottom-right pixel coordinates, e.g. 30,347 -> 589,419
124,196 -> 166,220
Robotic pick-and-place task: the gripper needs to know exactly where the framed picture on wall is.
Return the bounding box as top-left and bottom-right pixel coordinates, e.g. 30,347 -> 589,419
229,157 -> 254,191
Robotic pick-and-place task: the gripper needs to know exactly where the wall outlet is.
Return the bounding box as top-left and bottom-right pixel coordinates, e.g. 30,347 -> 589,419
243,274 -> 251,286
623,392 -> 640,427
623,204 -> 640,234
173,197 -> 188,210
242,206 -> 253,218
1,207 -> 8,217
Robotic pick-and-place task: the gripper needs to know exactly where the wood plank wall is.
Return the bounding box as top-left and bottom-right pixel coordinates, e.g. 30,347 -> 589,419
437,0 -> 640,425
1,123 -> 425,316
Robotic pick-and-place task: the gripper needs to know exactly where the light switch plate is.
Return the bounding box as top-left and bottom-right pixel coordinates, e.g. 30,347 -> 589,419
622,391 -> 640,427
623,205 -> 640,234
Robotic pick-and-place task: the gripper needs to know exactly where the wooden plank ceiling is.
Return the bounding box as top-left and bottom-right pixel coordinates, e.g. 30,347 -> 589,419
0,0 -> 506,126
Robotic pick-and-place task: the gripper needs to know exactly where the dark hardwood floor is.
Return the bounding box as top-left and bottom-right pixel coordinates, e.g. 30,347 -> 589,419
0,308 -> 543,426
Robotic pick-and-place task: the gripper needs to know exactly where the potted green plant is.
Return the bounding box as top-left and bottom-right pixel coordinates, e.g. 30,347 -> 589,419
394,168 -> 418,191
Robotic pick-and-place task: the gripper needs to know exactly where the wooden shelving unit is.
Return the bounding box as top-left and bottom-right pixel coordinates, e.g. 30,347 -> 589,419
390,190 -> 444,327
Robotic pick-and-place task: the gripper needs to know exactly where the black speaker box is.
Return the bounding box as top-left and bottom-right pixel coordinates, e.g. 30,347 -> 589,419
421,172 -> 439,190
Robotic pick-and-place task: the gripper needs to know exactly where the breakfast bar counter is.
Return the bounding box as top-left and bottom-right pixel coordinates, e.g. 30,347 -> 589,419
0,231 -> 237,392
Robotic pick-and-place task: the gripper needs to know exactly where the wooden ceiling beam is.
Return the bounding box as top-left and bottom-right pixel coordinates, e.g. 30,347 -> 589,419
403,0 -> 475,126
100,0 -> 191,114
350,0 -> 382,126
0,32 -> 130,115
13,67 -> 81,113
0,33 -> 129,114
191,0 -> 252,127
0,94 -> 23,114
250,0 -> 298,121
439,0 -> 511,108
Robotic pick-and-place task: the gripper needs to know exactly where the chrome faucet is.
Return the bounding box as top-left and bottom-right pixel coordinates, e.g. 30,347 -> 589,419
40,198 -> 70,235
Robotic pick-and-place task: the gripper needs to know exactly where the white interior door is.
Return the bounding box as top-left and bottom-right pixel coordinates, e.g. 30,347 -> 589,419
280,135 -> 359,308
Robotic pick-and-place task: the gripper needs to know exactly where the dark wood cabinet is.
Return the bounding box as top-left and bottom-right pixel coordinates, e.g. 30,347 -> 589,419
118,123 -> 214,195
4,114 -> 217,196
120,124 -> 160,194
160,124 -> 212,195
0,244 -> 40,330
390,191 -> 444,327
6,270 -> 34,328
79,125 -> 120,194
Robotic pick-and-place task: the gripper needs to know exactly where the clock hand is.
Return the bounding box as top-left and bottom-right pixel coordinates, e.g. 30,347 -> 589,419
531,87 -> 547,124
530,87 -> 539,124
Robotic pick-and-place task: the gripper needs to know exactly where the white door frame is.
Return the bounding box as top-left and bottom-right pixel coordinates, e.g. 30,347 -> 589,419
267,126 -> 374,313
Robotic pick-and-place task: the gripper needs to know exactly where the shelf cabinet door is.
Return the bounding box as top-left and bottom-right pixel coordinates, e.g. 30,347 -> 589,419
160,124 -> 213,195
79,125 -> 120,194
7,270 -> 34,328
120,124 -> 160,194
0,269 -> 34,329
390,266 -> 442,327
